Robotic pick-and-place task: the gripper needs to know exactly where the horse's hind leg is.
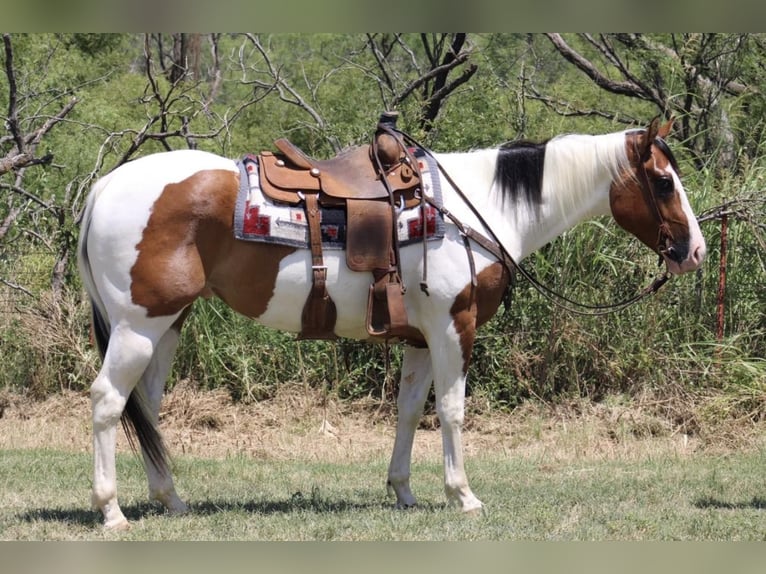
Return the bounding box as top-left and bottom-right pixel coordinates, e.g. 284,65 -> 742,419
137,316 -> 189,515
90,317 -> 177,530
387,347 -> 433,508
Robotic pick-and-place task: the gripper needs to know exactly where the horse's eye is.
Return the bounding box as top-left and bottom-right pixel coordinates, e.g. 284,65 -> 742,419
655,176 -> 674,196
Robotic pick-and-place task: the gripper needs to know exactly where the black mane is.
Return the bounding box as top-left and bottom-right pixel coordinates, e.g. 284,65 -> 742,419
493,140 -> 547,209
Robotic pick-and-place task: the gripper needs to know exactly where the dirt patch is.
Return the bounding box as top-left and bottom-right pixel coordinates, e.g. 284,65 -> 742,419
1,383 -> 764,466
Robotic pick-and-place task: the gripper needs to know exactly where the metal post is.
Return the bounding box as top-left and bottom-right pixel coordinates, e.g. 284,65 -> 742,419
716,213 -> 728,342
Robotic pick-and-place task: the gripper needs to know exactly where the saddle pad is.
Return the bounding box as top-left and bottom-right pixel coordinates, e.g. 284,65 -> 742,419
233,148 -> 444,250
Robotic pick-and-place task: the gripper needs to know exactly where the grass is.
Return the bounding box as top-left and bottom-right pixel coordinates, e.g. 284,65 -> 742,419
3,445 -> 766,540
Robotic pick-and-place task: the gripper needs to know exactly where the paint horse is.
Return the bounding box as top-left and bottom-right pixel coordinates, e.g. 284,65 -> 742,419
77,117 -> 705,529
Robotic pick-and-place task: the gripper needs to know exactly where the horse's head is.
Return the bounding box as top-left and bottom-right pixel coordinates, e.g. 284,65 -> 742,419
609,118 -> 706,275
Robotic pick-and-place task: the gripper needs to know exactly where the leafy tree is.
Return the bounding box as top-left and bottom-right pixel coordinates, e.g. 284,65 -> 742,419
535,33 -> 764,171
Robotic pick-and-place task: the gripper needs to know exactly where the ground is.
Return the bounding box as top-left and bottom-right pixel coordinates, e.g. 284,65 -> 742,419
3,380 -> 759,466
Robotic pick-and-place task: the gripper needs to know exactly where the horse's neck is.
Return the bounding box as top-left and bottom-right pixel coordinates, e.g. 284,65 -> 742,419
436,133 -> 626,262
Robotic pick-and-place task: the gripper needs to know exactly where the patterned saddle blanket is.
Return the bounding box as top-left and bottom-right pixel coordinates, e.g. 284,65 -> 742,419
233,148 -> 445,250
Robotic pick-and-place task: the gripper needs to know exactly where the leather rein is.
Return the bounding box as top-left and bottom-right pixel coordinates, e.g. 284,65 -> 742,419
399,130 -> 672,317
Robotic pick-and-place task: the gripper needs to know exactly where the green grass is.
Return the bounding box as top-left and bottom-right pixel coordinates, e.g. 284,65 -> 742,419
2,447 -> 766,540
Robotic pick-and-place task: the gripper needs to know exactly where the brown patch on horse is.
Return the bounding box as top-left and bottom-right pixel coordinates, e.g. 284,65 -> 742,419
450,262 -> 512,374
610,121 -> 690,255
131,169 -> 296,318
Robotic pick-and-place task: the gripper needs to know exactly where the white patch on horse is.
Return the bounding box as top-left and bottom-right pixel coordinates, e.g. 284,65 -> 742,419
668,168 -> 707,272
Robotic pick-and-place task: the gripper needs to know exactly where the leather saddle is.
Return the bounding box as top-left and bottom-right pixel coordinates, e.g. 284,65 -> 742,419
256,112 -> 424,342
259,140 -> 421,207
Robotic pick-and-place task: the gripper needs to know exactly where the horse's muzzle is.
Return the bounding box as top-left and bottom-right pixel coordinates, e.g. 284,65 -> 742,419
662,241 -> 705,275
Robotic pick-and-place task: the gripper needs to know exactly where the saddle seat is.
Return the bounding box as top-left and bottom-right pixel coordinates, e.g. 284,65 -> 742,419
258,139 -> 421,208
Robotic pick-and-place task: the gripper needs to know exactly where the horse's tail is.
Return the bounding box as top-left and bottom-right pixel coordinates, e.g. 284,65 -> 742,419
77,174 -> 170,475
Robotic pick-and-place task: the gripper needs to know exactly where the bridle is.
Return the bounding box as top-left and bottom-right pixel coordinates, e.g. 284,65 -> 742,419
634,136 -> 677,267
399,129 -> 673,317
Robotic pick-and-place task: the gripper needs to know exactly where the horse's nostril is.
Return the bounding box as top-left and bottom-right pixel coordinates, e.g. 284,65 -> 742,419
663,245 -> 688,265
665,246 -> 677,260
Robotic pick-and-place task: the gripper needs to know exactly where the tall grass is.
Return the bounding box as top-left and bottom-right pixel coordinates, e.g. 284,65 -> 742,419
469,158 -> 766,421
0,156 -> 764,434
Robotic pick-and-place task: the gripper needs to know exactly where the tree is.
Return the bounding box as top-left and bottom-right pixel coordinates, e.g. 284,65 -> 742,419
1,34 -> 78,295
535,33 -> 762,171
364,33 -> 478,132
235,33 -> 480,153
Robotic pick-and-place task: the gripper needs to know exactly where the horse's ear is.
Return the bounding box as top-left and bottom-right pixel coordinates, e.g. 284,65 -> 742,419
657,116 -> 674,139
637,117 -> 661,163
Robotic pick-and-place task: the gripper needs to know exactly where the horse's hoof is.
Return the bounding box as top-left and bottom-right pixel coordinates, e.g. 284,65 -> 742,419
104,517 -> 131,531
166,501 -> 190,516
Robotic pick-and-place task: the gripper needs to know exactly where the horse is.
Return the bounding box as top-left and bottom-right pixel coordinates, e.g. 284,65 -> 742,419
77,117 -> 706,529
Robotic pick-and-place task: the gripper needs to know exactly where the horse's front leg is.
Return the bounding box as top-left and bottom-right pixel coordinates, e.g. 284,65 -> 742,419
387,346 -> 433,508
430,322 -> 483,513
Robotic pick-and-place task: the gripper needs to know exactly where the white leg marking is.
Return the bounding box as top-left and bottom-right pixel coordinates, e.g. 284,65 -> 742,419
90,319 -> 176,529
387,347 -> 433,508
430,336 -> 483,513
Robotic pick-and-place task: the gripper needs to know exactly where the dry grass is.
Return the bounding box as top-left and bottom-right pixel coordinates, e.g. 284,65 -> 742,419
2,381 -> 765,468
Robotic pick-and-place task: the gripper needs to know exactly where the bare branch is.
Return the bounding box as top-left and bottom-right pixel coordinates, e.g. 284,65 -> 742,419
3,34 -> 24,153
1,35 -> 77,176
0,181 -> 53,210
394,34 -> 420,71
0,277 -> 34,298
422,62 -> 477,123
0,203 -> 23,242
25,97 -> 78,148
244,33 -> 339,151
544,33 -> 655,102
365,34 -> 395,94
393,49 -> 471,107
596,34 -> 665,107
204,33 -> 223,109
526,84 -> 639,125
100,34 -> 269,168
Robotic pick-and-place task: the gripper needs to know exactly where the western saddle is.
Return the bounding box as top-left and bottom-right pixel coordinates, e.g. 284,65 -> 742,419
257,112 -> 425,342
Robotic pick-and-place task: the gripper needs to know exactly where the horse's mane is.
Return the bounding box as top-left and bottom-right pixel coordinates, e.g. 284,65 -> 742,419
492,140 -> 548,209
493,131 -> 630,218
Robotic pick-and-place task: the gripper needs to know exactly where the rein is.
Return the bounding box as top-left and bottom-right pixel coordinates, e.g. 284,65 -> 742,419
399,130 -> 672,317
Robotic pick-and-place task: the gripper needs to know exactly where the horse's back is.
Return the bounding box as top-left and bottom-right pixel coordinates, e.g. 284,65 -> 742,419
96,149 -> 236,196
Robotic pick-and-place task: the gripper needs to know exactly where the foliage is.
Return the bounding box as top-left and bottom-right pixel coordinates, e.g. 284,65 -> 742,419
1,33 -> 765,431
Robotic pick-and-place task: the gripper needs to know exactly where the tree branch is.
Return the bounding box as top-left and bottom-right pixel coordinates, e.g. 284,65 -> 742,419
393,50 -> 471,107
244,33 -> 339,151
3,34 -> 24,153
526,84 -> 639,125
544,33 -> 655,101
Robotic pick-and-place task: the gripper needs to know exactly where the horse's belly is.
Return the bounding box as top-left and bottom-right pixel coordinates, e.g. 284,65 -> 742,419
254,250 -> 372,339
249,235 -> 491,341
